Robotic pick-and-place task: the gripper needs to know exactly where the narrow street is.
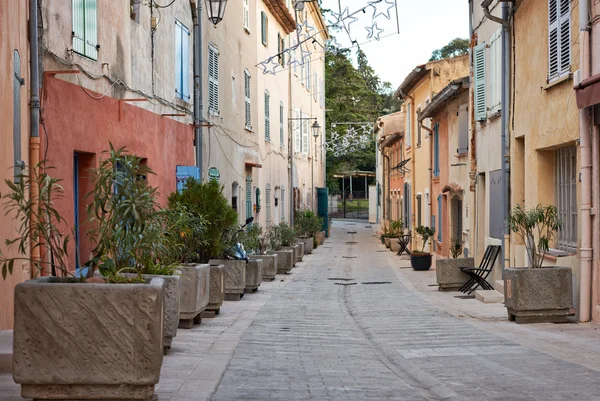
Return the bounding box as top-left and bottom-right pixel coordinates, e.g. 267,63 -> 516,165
2,221 -> 600,401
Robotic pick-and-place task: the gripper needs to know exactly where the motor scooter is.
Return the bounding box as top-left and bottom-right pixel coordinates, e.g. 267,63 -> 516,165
227,217 -> 254,261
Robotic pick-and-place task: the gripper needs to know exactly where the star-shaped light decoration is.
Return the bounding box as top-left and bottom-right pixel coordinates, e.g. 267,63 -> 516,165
296,19 -> 316,37
330,7 -> 358,33
287,44 -> 302,68
257,56 -> 280,75
365,22 -> 385,40
299,43 -> 312,65
368,0 -> 395,21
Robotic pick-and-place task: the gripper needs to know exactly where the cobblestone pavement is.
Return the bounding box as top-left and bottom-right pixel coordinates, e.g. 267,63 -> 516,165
2,220 -> 600,400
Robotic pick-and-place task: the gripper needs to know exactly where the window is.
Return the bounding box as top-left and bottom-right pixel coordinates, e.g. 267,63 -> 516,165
261,11 -> 268,46
208,45 -> 219,115
458,104 -> 468,154
452,197 -> 463,240
406,103 -> 412,147
417,109 -> 422,147
232,76 -> 236,103
433,123 -> 440,177
278,34 -> 285,66
302,113 -> 309,154
556,146 -> 577,251
72,0 -> 98,60
266,184 -> 272,223
246,175 -> 252,219
417,194 -> 422,227
280,102 -> 285,147
474,43 -> 486,121
548,0 -> 571,82
244,69 -> 251,129
243,0 -> 250,31
175,20 -> 191,101
294,109 -> 301,152
281,185 -> 286,221
264,90 -> 270,142
403,183 -> 411,230
488,29 -> 502,115
437,195 -> 443,242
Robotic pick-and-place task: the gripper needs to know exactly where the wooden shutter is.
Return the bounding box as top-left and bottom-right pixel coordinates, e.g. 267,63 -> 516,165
243,0 -> 249,30
244,70 -> 251,129
208,45 -> 219,114
182,23 -> 190,100
457,104 -> 468,154
313,73 -> 317,101
175,22 -> 182,98
474,43 -> 487,121
13,50 -> 22,181
264,90 -> 270,142
433,123 -> 440,176
281,186 -> 285,221
489,29 -> 501,114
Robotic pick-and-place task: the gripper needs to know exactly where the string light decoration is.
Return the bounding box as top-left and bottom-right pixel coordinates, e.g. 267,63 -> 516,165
326,122 -> 374,157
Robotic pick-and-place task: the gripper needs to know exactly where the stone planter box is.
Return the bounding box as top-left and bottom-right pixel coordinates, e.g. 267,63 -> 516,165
300,236 -> 314,254
296,241 -> 305,262
250,254 -> 277,281
210,259 -> 246,301
13,277 -> 165,400
178,264 -> 210,328
436,258 -> 474,291
390,238 -> 400,253
206,263 -> 225,314
316,231 -> 326,245
504,267 -> 573,324
270,250 -> 293,273
245,259 -> 263,293
283,245 -> 299,267
139,273 -> 180,353
384,237 -> 391,248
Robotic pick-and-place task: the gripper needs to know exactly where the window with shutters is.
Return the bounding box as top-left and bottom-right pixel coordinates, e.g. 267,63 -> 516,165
294,109 -> 301,153
433,123 -> 440,177
281,186 -> 286,221
208,45 -> 219,115
319,78 -> 324,108
280,102 -> 285,147
264,90 -> 271,142
243,0 -> 250,31
278,34 -> 285,66
556,146 -> 577,252
261,12 -> 268,46
244,69 -> 251,130
548,0 -> 571,82
417,195 -> 422,227
175,20 -> 191,101
457,104 -> 468,154
416,108 -> 422,147
246,175 -> 253,219
406,103 -> 412,147
437,195 -> 443,242
488,29 -> 502,115
266,184 -> 272,223
474,43 -> 486,121
302,113 -> 309,154
13,50 -> 22,182
72,0 -> 98,60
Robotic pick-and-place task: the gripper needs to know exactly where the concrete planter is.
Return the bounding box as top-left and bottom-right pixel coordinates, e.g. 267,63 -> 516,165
13,277 -> 165,400
250,254 -> 277,281
390,238 -> 400,253
141,273 -> 180,353
504,267 -> 573,323
245,259 -> 263,293
270,249 -> 293,273
316,231 -> 326,245
300,236 -> 314,254
384,237 -> 391,248
296,241 -> 305,262
178,264 -> 210,328
210,259 -> 246,301
206,263 -> 225,314
283,245 -> 299,267
435,258 -> 474,291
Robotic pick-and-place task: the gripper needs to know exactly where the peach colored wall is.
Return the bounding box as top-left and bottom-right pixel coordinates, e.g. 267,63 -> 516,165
42,77 -> 194,271
431,113 -> 450,257
0,1 -> 30,329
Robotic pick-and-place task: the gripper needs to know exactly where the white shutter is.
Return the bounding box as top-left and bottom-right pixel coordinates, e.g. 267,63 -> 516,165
244,70 -> 251,129
243,0 -> 249,30
264,90 -> 270,142
558,0 -> 571,75
488,29 -> 501,115
302,113 -> 309,154
294,109 -> 301,152
548,0 -> 560,80
474,43 -> 487,121
320,78 -> 324,108
208,45 -> 219,115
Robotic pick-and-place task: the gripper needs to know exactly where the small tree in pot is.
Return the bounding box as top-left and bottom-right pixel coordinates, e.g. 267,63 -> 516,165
410,225 -> 436,271
294,209 -> 322,254
505,204 -> 571,323
435,238 -> 473,291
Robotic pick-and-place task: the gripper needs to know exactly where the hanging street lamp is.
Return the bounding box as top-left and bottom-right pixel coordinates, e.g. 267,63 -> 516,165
311,120 -> 321,139
205,0 -> 228,26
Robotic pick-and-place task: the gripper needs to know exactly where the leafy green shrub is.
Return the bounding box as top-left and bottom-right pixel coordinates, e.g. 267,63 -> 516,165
164,203 -> 207,264
168,178 -> 237,261
273,222 -> 297,247
240,223 -> 262,254
267,226 -> 282,251
294,209 -> 323,238
414,225 -> 436,254
449,238 -> 464,259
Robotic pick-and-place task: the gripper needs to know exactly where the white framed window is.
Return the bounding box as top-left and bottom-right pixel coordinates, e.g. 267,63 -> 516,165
302,113 -> 309,154
208,44 -> 219,115
319,77 -> 324,108
72,0 -> 98,60
244,69 -> 251,130
294,109 -> 301,152
243,0 -> 250,31
488,29 -> 501,115
175,19 -> 190,101
556,146 -> 577,252
264,90 -> 271,142
548,0 -> 571,82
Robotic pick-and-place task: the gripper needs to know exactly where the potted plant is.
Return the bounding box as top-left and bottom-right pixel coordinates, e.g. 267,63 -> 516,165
294,209 -> 323,255
504,204 -> 572,323
279,222 -> 300,266
238,222 -> 263,293
435,238 -> 474,291
248,228 -> 278,281
268,224 -> 294,273
388,220 -> 403,253
410,225 -> 436,271
2,154 -> 165,400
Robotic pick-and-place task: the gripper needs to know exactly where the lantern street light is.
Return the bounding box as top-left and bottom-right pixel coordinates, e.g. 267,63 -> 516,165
205,0 -> 228,26
311,119 -> 321,212
311,120 -> 321,139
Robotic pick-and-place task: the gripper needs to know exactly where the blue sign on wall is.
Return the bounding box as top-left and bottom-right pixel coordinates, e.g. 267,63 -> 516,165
176,165 -> 200,192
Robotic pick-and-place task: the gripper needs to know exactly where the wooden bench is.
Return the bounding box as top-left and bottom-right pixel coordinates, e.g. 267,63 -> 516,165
459,245 -> 501,295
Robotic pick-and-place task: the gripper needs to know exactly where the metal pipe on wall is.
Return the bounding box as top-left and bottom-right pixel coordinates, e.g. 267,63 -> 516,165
29,0 -> 41,274
500,1 -> 511,276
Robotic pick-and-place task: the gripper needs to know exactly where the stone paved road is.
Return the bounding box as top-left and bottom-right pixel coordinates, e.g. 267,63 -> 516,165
2,220 -> 600,401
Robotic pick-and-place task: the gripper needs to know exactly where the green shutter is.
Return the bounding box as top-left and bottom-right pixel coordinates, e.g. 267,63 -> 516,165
246,175 -> 252,219
72,0 -> 98,60
474,43 -> 486,121
261,12 -> 267,46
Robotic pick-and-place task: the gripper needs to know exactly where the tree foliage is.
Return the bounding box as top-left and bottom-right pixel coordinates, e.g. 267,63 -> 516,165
429,38 -> 470,61
325,38 -> 400,194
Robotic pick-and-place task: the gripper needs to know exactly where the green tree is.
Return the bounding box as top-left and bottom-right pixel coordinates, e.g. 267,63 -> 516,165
429,38 -> 470,61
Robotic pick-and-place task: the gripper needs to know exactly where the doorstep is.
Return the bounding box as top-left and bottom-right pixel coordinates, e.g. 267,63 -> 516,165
0,330 -> 13,373
475,290 -> 505,304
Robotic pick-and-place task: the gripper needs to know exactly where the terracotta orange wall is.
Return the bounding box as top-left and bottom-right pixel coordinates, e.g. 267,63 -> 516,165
42,77 -> 194,270
431,112 -> 450,257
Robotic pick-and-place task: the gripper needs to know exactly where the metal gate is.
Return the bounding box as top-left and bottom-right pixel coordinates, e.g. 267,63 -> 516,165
329,191 -> 369,220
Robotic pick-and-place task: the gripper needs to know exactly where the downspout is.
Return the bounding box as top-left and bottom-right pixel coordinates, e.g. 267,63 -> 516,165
468,0 -> 478,259
289,43 -> 294,226
192,0 -> 204,178
578,0 -> 592,322
383,151 -> 390,221
29,0 -> 41,275
421,120 -> 434,252
482,0 -> 511,276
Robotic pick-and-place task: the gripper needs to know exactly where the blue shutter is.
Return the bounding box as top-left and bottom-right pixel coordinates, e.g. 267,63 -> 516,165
434,123 -> 440,177
182,24 -> 190,100
438,195 -> 442,242
176,166 -> 200,192
246,175 -> 252,219
175,22 -> 183,99
256,187 -> 261,213
266,185 -> 271,223
72,0 -> 97,59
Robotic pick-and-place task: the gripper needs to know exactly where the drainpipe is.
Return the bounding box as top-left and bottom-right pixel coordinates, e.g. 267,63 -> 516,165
29,0 -> 41,275
578,0 -> 592,322
192,0 -> 204,177
482,0 -> 511,276
421,121 -> 434,251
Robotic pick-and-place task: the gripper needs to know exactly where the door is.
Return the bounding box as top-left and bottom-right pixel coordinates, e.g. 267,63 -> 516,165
73,154 -> 83,277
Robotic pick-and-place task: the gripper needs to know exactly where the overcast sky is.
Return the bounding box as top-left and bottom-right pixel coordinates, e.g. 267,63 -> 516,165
320,0 -> 469,89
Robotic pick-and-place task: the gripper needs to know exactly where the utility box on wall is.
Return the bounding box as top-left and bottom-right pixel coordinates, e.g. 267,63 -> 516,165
317,187 -> 329,237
